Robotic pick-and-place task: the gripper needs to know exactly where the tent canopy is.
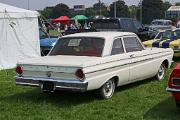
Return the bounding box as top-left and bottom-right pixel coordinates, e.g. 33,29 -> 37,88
0,3 -> 40,70
71,15 -> 88,21
0,3 -> 39,18
52,16 -> 70,23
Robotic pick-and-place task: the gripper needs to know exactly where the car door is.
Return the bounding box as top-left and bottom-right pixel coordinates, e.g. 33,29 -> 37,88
104,38 -> 130,85
123,36 -> 154,82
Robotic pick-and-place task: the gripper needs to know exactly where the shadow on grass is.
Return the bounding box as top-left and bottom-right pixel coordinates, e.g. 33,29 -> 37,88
143,97 -> 180,120
116,78 -> 155,92
0,88 -> 98,108
0,78 -> 156,108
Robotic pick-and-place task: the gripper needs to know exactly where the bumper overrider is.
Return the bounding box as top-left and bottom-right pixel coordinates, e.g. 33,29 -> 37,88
166,87 -> 180,92
15,76 -> 88,92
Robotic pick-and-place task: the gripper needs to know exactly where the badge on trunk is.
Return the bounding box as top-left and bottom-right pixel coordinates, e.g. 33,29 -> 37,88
46,71 -> 51,77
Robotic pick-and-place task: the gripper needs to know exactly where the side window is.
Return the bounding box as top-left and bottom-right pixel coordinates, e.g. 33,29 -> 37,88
123,37 -> 144,52
111,38 -> 124,55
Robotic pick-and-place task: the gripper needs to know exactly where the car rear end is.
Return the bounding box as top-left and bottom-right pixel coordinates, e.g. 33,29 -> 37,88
15,64 -> 88,92
167,64 -> 180,108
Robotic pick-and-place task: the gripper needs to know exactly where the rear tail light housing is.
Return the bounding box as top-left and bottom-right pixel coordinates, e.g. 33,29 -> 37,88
172,78 -> 180,86
75,69 -> 85,80
16,66 -> 23,75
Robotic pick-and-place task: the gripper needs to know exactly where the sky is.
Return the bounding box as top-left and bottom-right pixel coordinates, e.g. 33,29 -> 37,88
0,0 -> 179,10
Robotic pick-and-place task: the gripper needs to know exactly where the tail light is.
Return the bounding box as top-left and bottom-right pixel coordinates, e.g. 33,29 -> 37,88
168,75 -> 173,88
172,78 -> 180,86
16,66 -> 23,75
168,69 -> 180,89
75,69 -> 85,80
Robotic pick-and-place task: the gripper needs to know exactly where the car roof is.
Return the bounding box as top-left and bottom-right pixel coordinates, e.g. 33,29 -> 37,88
152,19 -> 172,22
62,32 -> 136,40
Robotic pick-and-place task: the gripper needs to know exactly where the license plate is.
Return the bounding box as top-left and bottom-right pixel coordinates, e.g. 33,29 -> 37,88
42,81 -> 55,92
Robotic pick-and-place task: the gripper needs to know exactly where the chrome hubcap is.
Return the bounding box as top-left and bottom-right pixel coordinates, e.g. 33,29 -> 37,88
158,65 -> 164,80
103,80 -> 114,97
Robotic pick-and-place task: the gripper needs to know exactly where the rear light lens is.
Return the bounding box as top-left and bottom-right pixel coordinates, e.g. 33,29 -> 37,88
16,66 -> 23,75
75,69 -> 85,80
172,78 -> 180,86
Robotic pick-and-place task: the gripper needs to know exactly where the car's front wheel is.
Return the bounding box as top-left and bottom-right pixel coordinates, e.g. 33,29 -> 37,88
155,64 -> 166,80
98,79 -> 115,99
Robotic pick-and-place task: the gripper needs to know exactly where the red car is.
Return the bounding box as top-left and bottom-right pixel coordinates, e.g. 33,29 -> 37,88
167,64 -> 180,108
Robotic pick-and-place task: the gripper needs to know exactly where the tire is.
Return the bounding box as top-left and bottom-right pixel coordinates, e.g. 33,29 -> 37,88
98,79 -> 116,99
176,100 -> 180,108
155,64 -> 166,80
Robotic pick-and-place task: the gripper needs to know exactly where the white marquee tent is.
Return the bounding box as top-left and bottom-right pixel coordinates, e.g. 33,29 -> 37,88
0,3 -> 40,70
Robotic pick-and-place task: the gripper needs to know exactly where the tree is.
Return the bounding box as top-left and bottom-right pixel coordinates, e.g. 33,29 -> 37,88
51,3 -> 71,18
109,0 -> 130,18
85,7 -> 95,17
40,7 -> 54,18
94,2 -> 108,16
142,0 -> 165,24
129,5 -> 138,19
162,1 -> 172,11
175,2 -> 180,6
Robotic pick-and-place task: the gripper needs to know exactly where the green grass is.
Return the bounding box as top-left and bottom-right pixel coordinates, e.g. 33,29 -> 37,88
49,29 -> 59,36
0,59 -> 180,120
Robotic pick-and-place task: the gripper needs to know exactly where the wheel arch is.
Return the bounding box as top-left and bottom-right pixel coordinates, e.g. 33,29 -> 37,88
100,75 -> 119,88
162,59 -> 169,68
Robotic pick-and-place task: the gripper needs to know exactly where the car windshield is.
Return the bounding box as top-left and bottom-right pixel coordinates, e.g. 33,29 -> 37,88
151,21 -> 171,26
155,30 -> 172,40
173,30 -> 180,39
49,37 -> 104,57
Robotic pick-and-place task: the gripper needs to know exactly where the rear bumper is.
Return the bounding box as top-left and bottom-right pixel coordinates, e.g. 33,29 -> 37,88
167,87 -> 180,100
15,76 -> 88,92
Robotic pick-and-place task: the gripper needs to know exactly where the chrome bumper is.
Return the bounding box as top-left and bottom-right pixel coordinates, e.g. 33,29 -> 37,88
166,87 -> 180,92
15,76 -> 88,92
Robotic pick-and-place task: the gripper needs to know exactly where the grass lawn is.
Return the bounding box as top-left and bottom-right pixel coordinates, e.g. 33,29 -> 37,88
0,58 -> 180,120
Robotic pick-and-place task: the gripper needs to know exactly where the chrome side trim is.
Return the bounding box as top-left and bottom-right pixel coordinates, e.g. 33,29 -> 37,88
166,87 -> 180,92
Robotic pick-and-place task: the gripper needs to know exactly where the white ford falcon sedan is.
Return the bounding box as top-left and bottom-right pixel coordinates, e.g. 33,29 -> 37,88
15,32 -> 174,99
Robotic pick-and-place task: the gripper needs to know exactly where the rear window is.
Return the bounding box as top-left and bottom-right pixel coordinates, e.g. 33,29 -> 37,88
91,19 -> 120,29
49,37 -> 104,57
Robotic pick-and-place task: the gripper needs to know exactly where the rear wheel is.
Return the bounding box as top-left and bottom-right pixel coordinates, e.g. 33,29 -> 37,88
155,64 -> 166,80
98,79 -> 115,99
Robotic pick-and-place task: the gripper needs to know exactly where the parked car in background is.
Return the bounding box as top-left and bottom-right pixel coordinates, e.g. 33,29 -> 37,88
40,37 -> 58,55
161,28 -> 180,57
15,32 -> 173,99
177,20 -> 180,28
143,29 -> 172,47
148,19 -> 173,38
39,29 -> 59,55
91,18 -> 149,41
167,63 -> 180,108
143,28 -> 180,57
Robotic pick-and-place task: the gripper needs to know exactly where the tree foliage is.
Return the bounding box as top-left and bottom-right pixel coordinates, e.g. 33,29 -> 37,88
175,2 -> 180,6
129,5 -> 138,19
40,7 -> 53,18
51,3 -> 71,18
142,0 -> 166,24
109,0 -> 130,17
85,2 -> 108,17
